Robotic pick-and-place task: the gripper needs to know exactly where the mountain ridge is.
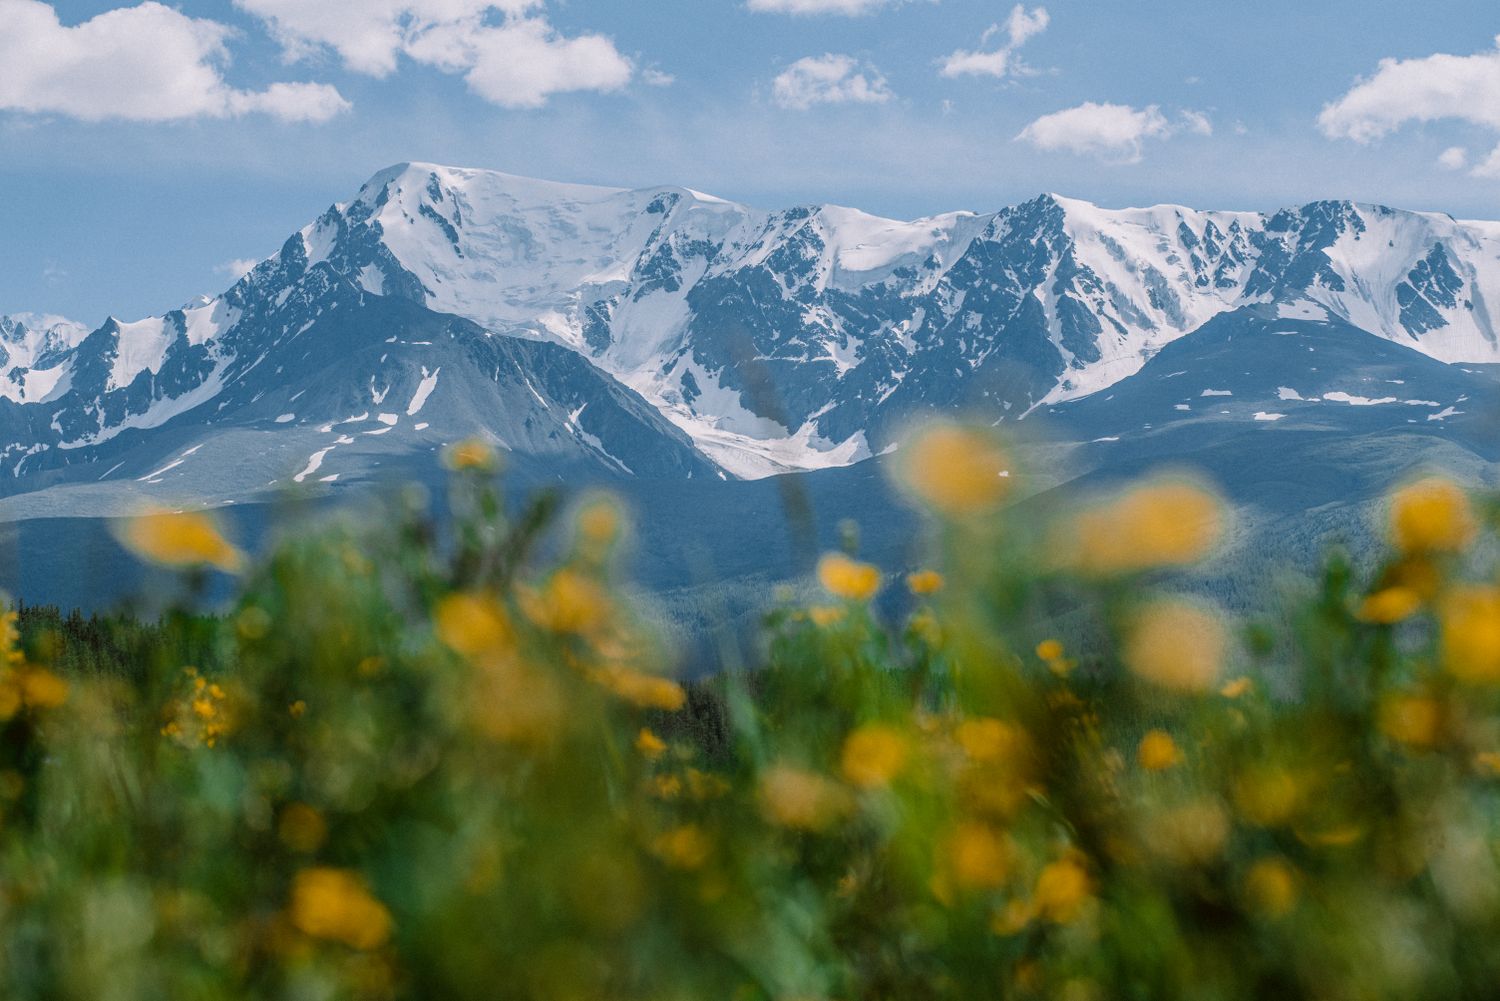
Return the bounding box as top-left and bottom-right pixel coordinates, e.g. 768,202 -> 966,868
6,164 -> 1500,486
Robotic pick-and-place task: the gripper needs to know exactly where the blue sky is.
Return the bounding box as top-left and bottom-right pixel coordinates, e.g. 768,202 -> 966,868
3,0 -> 1499,323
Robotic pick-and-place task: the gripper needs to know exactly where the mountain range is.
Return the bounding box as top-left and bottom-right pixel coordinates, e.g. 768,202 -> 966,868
3,163 -> 1499,633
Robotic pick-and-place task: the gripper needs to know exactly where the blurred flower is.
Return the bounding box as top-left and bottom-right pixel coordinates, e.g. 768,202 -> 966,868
1440,585 -> 1500,683
651,825 -> 712,870
1243,857 -> 1299,918
18,668 -> 67,709
575,496 -> 623,553
443,437 -> 499,472
1063,478 -> 1224,575
119,510 -> 245,573
818,553 -> 881,602
1233,766 -> 1303,827
840,723 -> 909,789
809,605 -> 846,628
906,569 -> 945,595
758,765 -> 850,831
1123,600 -> 1226,692
1137,730 -> 1183,771
1389,476 -> 1475,554
944,822 -> 1012,890
956,717 -> 1029,765
288,868 -> 393,951
1379,694 -> 1443,748
593,667 -> 686,712
1358,586 -> 1423,624
635,728 -> 668,760
1034,853 -> 1093,923
1035,639 -> 1064,662
522,570 -> 612,635
434,592 -> 511,659
1219,676 -> 1253,699
895,422 -> 1011,517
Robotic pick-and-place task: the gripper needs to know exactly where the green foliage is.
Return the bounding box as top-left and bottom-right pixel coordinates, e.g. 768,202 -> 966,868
2,433 -> 1500,1000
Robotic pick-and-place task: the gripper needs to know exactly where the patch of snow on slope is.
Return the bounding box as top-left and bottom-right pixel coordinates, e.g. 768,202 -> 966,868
407,367 -> 440,415
1322,391 -> 1398,406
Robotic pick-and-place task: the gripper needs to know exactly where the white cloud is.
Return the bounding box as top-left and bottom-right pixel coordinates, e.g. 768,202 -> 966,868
1180,109 -> 1214,137
234,0 -> 632,108
1017,102 -> 1192,163
642,68 -> 676,87
772,54 -> 893,110
941,5 -> 1048,80
1319,37 -> 1500,179
217,258 -> 261,280
0,0 -> 348,123
1439,146 -> 1469,171
748,0 -> 906,14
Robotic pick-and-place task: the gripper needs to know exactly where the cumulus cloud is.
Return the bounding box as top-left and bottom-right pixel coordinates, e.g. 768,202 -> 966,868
234,0 -> 632,108
217,259 -> 262,280
772,54 -> 893,110
0,0 -> 348,123
1438,146 -> 1469,171
1016,102 -> 1209,163
1319,37 -> 1500,178
941,5 -> 1049,80
748,0 -> 908,14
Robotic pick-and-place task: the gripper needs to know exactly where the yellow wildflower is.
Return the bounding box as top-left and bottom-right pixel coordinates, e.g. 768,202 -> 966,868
1064,477 -> 1225,575
443,438 -> 499,472
1358,586 -> 1423,624
1124,600 -> 1226,692
944,822 -> 1012,890
1379,694 -> 1443,748
1389,476 -> 1475,554
288,868 -> 393,951
1034,854 -> 1093,923
1243,857 -> 1298,918
523,570 -> 611,635
289,700 -> 307,719
956,717 -> 1028,764
1035,639 -> 1064,662
594,667 -> 686,711
650,774 -> 683,800
1441,585 -> 1500,683
1233,767 -> 1303,827
635,728 -> 668,760
817,553 -> 881,602
840,723 -> 909,789
758,765 -> 850,831
119,510 -> 245,573
685,768 -> 730,800
895,422 -> 1011,517
434,592 -> 511,659
651,825 -> 712,870
18,669 -> 68,709
1137,730 -> 1183,771
576,496 -> 623,550
809,605 -> 846,628
1219,676 -> 1253,699
906,569 -> 945,595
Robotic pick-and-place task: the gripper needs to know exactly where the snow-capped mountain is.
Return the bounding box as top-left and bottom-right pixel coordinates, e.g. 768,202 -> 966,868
4,163 -> 1500,489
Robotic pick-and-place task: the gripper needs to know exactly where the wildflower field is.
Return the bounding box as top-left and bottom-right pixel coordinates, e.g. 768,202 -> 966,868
6,423 -> 1500,1000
